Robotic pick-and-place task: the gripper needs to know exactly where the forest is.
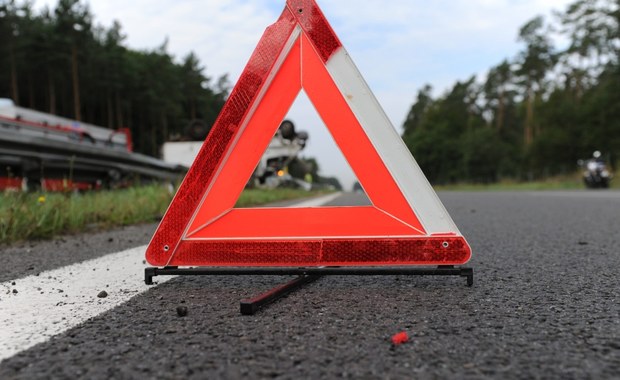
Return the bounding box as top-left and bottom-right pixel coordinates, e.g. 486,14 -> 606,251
0,0 -> 228,157
402,0 -> 620,183
1,0 -> 619,184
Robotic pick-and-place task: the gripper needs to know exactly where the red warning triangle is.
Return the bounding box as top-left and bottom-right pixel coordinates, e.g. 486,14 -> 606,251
146,0 -> 472,267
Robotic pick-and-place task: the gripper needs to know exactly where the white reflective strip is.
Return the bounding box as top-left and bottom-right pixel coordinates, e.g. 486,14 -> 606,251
324,48 -> 460,235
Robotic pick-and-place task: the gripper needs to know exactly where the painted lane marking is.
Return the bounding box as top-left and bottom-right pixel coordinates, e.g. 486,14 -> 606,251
0,192 -> 343,362
0,245 -> 162,362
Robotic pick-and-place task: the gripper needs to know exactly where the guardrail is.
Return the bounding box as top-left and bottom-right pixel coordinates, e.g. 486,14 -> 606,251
0,117 -> 186,191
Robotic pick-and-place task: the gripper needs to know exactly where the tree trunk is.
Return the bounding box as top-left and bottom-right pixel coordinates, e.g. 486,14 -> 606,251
524,89 -> 534,146
115,91 -> 123,128
496,91 -> 505,131
107,93 -> 114,129
9,43 -> 19,104
533,93 -> 540,136
71,44 -> 82,121
160,109 -> 168,154
28,74 -> 35,108
48,71 -> 56,114
151,113 -> 158,157
138,107 -> 146,153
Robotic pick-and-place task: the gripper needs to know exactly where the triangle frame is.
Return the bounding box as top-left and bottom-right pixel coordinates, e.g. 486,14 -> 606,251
146,0 -> 472,267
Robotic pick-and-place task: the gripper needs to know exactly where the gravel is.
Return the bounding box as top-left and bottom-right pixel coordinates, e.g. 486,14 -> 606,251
0,223 -> 158,283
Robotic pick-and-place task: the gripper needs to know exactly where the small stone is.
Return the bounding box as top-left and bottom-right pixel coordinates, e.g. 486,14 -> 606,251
11,282 -> 15,286
12,289 -> 18,294
578,241 -> 588,245
108,237 -> 114,242
97,291 -> 108,298
176,306 -> 188,317
607,341 -> 620,349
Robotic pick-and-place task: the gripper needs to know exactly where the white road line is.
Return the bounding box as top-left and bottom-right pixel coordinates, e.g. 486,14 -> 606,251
274,191 -> 342,208
0,192 -> 343,362
0,245 -> 162,362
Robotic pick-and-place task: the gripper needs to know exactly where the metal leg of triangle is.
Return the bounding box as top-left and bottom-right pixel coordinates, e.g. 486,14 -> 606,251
239,275 -> 321,315
144,266 -> 474,315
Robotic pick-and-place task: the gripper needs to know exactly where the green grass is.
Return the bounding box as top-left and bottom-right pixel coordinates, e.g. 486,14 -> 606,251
236,187 -> 328,207
434,173 -> 619,191
0,186 -> 324,244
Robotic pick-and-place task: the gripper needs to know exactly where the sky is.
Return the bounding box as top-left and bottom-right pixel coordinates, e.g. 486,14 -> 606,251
35,0 -> 575,190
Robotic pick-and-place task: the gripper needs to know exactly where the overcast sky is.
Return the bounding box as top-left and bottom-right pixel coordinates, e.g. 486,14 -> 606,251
35,0 -> 574,190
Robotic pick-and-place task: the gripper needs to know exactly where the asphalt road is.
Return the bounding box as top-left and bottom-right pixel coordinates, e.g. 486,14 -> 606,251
1,191 -> 620,379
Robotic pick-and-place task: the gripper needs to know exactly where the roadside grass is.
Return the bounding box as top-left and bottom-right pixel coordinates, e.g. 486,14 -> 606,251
435,173 -> 619,191
0,186 -> 324,244
236,187 -> 328,207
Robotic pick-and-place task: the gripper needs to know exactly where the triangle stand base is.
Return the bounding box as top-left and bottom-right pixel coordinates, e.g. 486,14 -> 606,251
145,266 -> 474,315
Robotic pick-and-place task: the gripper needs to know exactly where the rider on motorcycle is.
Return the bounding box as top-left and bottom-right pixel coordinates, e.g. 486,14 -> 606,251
583,151 -> 612,188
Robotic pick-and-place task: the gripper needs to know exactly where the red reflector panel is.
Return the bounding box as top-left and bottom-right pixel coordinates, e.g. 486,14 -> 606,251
288,0 -> 342,62
145,10 -> 297,266
161,237 -> 471,267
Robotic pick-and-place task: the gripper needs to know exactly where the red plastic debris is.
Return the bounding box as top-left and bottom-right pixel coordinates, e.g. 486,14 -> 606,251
391,331 -> 409,345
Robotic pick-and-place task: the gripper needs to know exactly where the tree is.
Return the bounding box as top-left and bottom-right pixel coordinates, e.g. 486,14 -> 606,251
53,0 -> 93,121
560,0 -> 619,66
402,84 -> 433,137
0,0 -> 24,103
400,0 -> 620,182
403,78 -> 489,183
515,16 -> 557,146
483,60 -> 514,131
180,52 -> 207,121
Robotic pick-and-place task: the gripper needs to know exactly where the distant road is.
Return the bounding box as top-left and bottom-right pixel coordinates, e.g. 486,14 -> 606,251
1,190 -> 619,378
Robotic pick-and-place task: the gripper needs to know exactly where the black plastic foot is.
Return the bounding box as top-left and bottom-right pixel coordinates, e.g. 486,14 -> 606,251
145,267 -> 156,285
459,267 -> 474,286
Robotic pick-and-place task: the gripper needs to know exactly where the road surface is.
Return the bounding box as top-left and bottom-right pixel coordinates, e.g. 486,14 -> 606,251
1,191 -> 619,379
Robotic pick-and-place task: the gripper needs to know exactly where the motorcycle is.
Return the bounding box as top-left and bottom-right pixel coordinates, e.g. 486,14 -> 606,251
581,153 -> 612,189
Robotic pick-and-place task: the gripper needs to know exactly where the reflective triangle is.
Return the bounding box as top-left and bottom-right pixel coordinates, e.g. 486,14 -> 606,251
146,0 -> 472,267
